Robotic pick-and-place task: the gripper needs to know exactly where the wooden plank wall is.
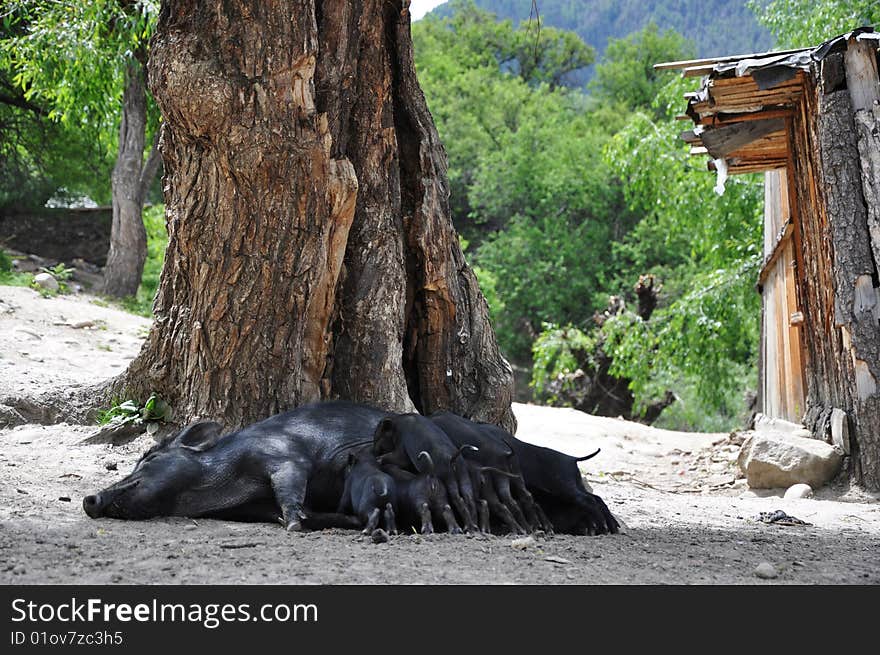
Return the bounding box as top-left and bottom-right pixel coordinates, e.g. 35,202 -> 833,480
761,170 -> 805,421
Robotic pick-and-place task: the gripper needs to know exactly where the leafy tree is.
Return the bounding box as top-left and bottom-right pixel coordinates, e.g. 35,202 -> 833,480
597,78 -> 764,419
413,0 -> 596,239
1,1 -> 161,297
471,103 -> 633,360
750,0 -> 880,47
413,2 -> 636,362
0,15 -> 115,209
416,1 -> 595,89
590,22 -> 695,118
435,0 -> 772,65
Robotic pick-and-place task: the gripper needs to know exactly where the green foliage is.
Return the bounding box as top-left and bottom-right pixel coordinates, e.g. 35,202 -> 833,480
414,1 -> 598,235
40,262 -> 74,282
0,1 -> 158,210
117,203 -> 167,316
415,4 -> 638,360
594,75 -> 763,424
0,250 -> 30,286
750,0 -> 880,47
590,22 -> 695,117
436,1 -> 773,64
417,1 -> 595,89
475,203 -> 622,360
1,1 -> 158,133
530,323 -> 595,403
653,363 -> 757,433
0,101 -> 114,209
97,393 -> 171,434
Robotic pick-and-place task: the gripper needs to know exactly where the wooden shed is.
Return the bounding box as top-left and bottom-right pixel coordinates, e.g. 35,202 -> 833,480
658,28 -> 880,488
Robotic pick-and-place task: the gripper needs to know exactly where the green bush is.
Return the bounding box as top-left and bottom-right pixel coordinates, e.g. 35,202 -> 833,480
530,323 -> 596,404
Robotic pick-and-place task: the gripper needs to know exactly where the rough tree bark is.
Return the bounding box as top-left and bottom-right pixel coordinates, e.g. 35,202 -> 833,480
102,58 -> 158,298
110,0 -> 515,431
814,84 -> 880,488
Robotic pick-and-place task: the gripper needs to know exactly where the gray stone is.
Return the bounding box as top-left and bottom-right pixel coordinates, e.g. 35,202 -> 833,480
754,562 -> 778,579
32,272 -> 59,291
784,483 -> 814,499
510,536 -> 535,550
830,408 -> 850,455
753,413 -> 812,438
737,431 -> 843,489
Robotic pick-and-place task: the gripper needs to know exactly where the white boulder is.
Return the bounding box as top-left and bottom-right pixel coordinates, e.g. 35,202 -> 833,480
737,432 -> 843,489
783,483 -> 814,499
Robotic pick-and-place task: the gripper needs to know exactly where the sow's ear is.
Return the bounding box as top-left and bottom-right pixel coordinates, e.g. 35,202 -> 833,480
173,421 -> 224,452
371,417 -> 395,454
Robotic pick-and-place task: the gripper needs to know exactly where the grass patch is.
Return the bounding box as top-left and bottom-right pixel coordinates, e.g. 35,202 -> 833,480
0,250 -> 32,287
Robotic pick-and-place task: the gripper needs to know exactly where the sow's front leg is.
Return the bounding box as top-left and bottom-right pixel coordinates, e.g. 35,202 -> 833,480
269,461 -> 311,531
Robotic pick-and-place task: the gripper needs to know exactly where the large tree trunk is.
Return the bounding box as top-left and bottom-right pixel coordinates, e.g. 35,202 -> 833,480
111,0 -> 515,431
102,61 -> 149,298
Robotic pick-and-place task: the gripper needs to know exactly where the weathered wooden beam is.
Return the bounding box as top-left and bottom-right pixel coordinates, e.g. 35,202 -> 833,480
844,38 -> 880,111
700,117 -> 786,159
682,65 -> 714,78
699,108 -> 793,126
758,220 -> 794,286
847,38 -> 880,293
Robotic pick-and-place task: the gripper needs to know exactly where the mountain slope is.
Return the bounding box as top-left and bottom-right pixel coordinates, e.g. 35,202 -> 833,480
433,0 -> 774,59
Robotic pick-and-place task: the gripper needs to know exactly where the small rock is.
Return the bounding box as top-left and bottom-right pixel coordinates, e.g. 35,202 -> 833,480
33,272 -> 59,291
754,562 -> 778,579
544,556 -> 572,565
510,536 -> 535,550
830,408 -> 850,455
104,461 -> 118,471
371,528 -> 389,544
784,483 -> 813,499
58,496 -> 71,502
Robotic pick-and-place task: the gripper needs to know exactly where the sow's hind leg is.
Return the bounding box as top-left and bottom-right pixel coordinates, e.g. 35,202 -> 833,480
269,461 -> 311,531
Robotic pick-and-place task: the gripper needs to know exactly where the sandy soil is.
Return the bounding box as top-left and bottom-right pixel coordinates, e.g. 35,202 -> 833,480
1,284 -> 879,584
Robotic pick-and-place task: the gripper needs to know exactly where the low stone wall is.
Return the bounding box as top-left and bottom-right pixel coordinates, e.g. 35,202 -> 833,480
0,207 -> 111,265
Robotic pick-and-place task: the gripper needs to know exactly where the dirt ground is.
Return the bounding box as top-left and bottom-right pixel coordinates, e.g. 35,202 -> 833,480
1,285 -> 879,584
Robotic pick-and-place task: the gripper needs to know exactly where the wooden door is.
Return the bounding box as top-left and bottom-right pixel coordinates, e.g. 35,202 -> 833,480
759,169 -> 806,422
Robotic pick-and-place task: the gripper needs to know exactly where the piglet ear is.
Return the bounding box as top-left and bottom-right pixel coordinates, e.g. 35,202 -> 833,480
173,421 -> 224,452
372,418 -> 393,454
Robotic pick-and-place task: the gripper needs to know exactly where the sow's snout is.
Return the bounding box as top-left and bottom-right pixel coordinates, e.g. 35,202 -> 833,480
81,477 -> 141,519
82,493 -> 103,518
